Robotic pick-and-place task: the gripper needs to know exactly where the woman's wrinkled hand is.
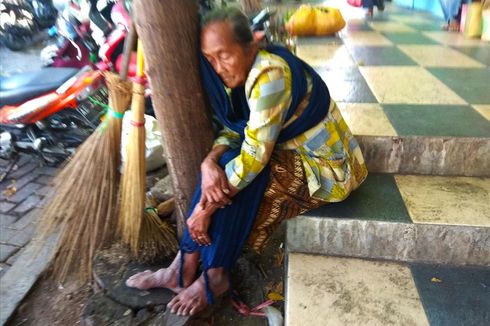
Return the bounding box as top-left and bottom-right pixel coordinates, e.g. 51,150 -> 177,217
187,201 -> 214,246
200,157 -> 232,207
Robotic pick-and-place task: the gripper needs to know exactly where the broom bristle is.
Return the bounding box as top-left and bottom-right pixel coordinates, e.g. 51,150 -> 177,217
37,73 -> 132,282
118,82 -> 179,260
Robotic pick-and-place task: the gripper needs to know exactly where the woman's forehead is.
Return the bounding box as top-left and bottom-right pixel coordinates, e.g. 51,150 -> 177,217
201,21 -> 237,53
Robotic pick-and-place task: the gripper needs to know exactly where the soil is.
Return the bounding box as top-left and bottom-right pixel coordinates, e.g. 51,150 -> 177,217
8,274 -> 92,326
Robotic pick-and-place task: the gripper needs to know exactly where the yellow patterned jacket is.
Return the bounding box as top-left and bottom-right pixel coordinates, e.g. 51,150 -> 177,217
214,50 -> 368,202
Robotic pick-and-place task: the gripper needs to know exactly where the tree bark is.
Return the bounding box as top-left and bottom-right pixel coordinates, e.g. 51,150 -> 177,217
133,0 -> 214,236
240,0 -> 262,15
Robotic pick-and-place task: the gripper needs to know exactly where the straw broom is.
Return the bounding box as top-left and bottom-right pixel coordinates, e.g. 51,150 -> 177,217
118,40 -> 178,260
36,37 -> 134,283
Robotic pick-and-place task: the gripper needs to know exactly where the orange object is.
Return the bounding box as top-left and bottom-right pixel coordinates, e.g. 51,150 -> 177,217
0,69 -> 104,125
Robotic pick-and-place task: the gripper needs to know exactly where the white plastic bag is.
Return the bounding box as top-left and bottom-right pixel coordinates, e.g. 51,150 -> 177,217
121,114 -> 166,172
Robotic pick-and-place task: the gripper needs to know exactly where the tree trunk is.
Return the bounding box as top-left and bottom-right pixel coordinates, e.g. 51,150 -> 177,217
133,0 -> 214,236
240,0 -> 262,15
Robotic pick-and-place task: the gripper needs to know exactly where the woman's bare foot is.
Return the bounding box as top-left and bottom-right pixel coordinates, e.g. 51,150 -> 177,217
125,251 -> 200,293
167,268 -> 229,316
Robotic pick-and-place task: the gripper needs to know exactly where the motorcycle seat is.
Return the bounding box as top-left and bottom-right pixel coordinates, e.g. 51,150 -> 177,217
0,67 -> 79,107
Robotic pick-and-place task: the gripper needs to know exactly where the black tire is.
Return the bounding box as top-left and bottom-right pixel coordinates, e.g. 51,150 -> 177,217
2,33 -> 31,51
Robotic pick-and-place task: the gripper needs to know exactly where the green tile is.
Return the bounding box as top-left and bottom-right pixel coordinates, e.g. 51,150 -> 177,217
348,46 -> 418,66
382,32 -> 439,44
451,47 -> 490,66
315,67 -> 378,103
304,173 -> 412,223
383,104 -> 490,137
428,68 -> 490,104
402,22 -> 445,31
410,264 -> 490,326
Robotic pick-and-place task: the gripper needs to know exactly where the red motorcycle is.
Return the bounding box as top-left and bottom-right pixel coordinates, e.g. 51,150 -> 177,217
0,66 -> 107,164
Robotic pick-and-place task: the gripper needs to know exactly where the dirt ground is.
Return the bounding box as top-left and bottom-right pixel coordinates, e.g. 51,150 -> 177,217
8,275 -> 92,326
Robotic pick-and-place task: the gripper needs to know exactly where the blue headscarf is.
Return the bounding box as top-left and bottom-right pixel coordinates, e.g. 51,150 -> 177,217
200,45 -> 330,142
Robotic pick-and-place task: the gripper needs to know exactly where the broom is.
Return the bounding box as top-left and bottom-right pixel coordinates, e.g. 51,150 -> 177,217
118,40 -> 178,260
36,32 -> 135,282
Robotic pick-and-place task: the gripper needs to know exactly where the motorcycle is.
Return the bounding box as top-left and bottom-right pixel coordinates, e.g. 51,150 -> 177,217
0,66 -> 107,164
0,0 -> 58,51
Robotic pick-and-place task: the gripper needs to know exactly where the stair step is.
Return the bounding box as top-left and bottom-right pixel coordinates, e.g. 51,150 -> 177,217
286,173 -> 490,266
285,253 -> 490,326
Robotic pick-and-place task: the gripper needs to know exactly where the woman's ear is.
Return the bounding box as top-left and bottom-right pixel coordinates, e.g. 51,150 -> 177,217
253,30 -> 265,42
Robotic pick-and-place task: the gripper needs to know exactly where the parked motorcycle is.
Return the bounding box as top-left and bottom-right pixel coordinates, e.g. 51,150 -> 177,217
0,66 -> 107,164
0,0 -> 58,51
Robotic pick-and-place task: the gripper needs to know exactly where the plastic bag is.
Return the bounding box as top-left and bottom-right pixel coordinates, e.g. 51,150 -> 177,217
285,5 -> 346,36
121,114 -> 166,172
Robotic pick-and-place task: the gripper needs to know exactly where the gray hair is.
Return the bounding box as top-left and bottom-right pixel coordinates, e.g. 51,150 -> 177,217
202,7 -> 253,45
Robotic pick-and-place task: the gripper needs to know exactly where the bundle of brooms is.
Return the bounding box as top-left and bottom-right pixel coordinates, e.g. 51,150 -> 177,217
37,31 -> 177,282
118,40 -> 178,261
37,71 -> 132,282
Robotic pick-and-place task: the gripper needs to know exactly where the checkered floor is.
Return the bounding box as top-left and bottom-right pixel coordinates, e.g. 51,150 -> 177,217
286,253 -> 490,326
294,1 -> 490,138
304,173 -> 490,227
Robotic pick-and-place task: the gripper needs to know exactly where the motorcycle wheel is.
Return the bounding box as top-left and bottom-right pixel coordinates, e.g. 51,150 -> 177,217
2,33 -> 31,51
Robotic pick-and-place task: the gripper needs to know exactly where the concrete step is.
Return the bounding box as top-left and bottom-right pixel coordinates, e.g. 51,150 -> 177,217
287,173 -> 490,267
285,253 -> 490,326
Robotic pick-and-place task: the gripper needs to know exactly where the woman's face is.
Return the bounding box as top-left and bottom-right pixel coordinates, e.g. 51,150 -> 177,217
201,21 -> 255,88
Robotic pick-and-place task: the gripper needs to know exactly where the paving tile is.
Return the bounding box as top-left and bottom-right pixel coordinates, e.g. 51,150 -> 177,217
34,166 -> 58,177
398,45 -> 484,67
381,32 -> 440,44
316,67 -> 378,103
304,173 -> 412,223
10,173 -> 38,191
359,66 -> 467,104
337,103 -> 397,136
35,175 -> 52,185
0,228 -> 19,243
394,175 -> 490,227
0,214 -> 17,227
287,254 -> 428,326
410,264 -> 490,326
6,163 -> 39,180
473,105 -> 490,121
0,202 -> 15,214
5,247 -> 25,265
0,263 -> 10,278
451,46 -> 490,66
4,183 -> 42,203
342,31 -> 393,46
7,224 -> 35,247
348,46 -> 418,66
0,244 -> 19,262
422,31 -> 489,47
428,68 -> 490,105
13,196 -> 41,214
296,44 -> 356,68
8,208 -> 41,230
368,21 -> 417,33
382,104 -> 490,137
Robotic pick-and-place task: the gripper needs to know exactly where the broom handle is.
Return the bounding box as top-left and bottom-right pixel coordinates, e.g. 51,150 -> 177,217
131,40 -> 146,124
120,23 -> 137,81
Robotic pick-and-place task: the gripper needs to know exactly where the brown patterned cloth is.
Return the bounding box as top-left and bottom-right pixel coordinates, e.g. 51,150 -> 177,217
247,150 -> 326,252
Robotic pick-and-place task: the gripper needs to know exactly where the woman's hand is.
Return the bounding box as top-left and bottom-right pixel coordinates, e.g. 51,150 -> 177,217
187,201 -> 214,246
200,157 -> 232,207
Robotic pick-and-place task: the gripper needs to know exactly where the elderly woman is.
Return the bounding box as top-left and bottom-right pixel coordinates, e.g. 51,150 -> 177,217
126,7 -> 367,316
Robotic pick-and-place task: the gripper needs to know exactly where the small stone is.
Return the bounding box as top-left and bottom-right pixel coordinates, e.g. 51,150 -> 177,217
123,309 -> 132,316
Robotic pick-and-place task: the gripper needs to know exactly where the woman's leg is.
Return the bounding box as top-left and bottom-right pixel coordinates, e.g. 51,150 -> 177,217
125,251 -> 200,292
167,267 -> 230,316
